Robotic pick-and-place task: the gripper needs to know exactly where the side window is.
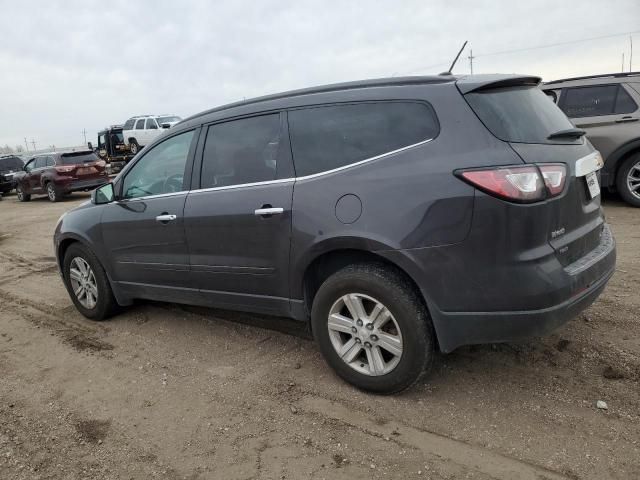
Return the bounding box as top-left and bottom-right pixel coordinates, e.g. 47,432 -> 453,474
560,85 -> 618,117
135,119 -> 145,130
122,130 -> 195,199
146,118 -> 158,129
46,156 -> 55,167
123,119 -> 135,130
200,114 -> 280,189
614,86 -> 638,114
288,102 -> 439,177
24,159 -> 35,171
35,157 -> 47,168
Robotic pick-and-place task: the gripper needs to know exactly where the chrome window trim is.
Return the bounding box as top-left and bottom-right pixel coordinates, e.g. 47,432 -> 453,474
189,178 -> 294,195
116,190 -> 189,202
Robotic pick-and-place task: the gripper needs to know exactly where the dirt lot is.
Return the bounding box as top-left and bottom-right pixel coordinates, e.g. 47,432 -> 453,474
0,191 -> 638,480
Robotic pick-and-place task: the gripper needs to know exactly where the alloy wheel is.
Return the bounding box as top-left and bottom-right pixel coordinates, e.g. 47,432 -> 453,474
626,160 -> 640,200
47,183 -> 56,201
69,257 -> 98,309
17,187 -> 23,201
327,293 -> 403,376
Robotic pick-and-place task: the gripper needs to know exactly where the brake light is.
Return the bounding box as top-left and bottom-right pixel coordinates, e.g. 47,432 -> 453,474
456,164 -> 566,203
539,164 -> 566,196
55,165 -> 75,173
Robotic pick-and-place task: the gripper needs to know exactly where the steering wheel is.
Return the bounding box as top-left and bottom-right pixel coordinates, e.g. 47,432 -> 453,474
163,174 -> 183,193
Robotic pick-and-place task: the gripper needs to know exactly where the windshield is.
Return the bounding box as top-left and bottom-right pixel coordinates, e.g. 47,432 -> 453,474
465,86 -> 577,144
60,152 -> 98,165
157,116 -> 181,124
0,156 -> 24,171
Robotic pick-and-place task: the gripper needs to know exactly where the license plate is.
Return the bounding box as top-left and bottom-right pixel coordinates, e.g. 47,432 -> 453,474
77,167 -> 96,175
585,171 -> 600,198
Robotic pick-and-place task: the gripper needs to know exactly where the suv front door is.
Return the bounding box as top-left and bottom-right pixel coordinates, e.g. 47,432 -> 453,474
101,129 -> 199,302
184,113 -> 294,316
29,156 -> 48,192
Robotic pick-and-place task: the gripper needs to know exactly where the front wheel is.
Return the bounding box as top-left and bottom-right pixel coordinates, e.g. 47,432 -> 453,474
129,139 -> 139,155
616,153 -> 640,207
63,243 -> 118,320
16,185 -> 31,202
311,263 -> 434,394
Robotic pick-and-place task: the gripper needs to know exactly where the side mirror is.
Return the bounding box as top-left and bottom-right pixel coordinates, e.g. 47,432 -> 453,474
87,142 -> 93,150
92,182 -> 115,205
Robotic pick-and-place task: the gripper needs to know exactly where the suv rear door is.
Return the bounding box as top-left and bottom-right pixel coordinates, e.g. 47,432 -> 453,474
557,83 -> 640,162
183,112 -> 294,316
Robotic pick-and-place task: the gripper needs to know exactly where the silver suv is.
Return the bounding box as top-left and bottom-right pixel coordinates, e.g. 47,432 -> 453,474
542,72 -> 640,206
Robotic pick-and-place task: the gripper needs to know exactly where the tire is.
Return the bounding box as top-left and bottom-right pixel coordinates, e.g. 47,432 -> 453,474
311,263 -> 434,394
16,185 -> 30,202
46,182 -> 61,202
62,243 -> 118,321
616,153 -> 640,207
129,139 -> 139,155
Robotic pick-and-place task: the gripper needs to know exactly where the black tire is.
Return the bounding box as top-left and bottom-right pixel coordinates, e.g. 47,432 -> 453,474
311,263 -> 434,394
46,182 -> 62,202
616,153 -> 640,207
62,243 -> 118,321
129,139 -> 139,155
16,185 -> 30,202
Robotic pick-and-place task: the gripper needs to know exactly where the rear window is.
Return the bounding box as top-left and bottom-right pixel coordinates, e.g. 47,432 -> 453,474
288,102 -> 439,177
158,116 -> 181,124
60,152 -> 98,165
465,86 -> 576,144
0,156 -> 24,170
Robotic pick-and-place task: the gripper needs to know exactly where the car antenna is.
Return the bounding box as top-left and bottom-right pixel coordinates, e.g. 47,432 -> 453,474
440,40 -> 468,76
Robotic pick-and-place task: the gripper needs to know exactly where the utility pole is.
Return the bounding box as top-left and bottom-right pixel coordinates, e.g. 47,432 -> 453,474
468,49 -> 474,74
631,36 -> 633,71
31,139 -> 36,151
82,128 -> 87,145
24,137 -> 29,152
622,53 -> 625,72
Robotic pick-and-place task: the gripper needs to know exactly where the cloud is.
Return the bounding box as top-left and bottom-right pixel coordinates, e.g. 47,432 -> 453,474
1,0 -> 638,149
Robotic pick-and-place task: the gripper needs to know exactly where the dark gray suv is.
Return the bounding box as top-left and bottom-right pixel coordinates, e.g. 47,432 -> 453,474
54,74 -> 616,393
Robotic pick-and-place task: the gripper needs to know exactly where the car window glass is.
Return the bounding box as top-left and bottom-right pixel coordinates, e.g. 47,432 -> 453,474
135,119 -> 145,130
35,157 -> 47,168
201,114 -> 280,188
146,118 -> 158,129
124,119 -> 135,130
560,85 -> 618,117
122,130 -> 194,199
46,156 -> 55,167
24,159 -> 35,171
288,102 -> 439,177
614,86 -> 638,114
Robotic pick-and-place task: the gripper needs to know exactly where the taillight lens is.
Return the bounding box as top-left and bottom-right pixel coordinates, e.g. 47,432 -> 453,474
539,164 -> 566,196
55,165 -> 75,173
456,164 -> 566,203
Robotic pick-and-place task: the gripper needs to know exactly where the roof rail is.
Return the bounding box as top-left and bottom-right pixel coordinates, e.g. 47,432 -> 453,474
545,71 -> 640,85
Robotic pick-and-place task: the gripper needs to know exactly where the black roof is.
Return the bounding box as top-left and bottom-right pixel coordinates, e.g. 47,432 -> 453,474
183,75 -> 456,123
544,71 -> 640,85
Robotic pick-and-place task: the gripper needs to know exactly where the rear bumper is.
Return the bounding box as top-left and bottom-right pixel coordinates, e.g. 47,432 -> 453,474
55,177 -> 108,192
430,224 -> 616,352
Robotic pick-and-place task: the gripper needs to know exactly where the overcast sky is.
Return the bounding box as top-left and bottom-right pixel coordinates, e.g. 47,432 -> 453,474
1,0 -> 638,150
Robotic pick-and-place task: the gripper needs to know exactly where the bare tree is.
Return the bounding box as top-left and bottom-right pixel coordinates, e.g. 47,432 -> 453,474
15,145 -> 24,153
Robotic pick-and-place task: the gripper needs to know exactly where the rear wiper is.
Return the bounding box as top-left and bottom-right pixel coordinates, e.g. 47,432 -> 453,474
547,128 -> 586,140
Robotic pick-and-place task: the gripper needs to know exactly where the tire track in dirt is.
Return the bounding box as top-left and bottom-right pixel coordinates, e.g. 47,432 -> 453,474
298,396 -> 569,480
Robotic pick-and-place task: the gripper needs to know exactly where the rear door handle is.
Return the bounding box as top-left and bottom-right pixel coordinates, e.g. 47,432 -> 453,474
155,214 -> 177,223
254,207 -> 284,216
615,116 -> 639,123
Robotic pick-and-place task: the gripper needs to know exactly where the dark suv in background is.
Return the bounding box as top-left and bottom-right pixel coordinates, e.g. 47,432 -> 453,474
0,155 -> 24,195
16,151 -> 109,202
54,74 -> 616,393
542,72 -> 640,206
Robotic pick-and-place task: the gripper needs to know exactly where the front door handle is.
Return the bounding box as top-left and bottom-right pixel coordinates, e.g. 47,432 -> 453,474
155,214 -> 177,223
254,207 -> 284,216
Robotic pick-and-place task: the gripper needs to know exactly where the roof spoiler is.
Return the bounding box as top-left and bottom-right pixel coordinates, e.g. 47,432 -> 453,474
456,74 -> 541,94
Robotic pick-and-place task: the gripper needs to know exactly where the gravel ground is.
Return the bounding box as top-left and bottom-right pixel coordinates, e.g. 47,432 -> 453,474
0,191 -> 638,479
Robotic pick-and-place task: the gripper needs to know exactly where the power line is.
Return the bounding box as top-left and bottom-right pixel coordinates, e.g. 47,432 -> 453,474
402,30 -> 640,76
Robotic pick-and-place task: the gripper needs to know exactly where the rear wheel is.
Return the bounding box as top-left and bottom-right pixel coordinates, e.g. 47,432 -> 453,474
16,185 -> 30,202
311,263 -> 434,394
616,153 -> 640,207
46,182 -> 61,202
63,243 -> 118,320
129,139 -> 139,155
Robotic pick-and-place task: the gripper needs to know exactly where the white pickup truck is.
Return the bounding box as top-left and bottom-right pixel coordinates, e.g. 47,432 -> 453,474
122,115 -> 182,154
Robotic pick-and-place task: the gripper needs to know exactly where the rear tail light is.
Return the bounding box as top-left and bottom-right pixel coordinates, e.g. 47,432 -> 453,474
55,165 -> 75,173
456,164 -> 566,203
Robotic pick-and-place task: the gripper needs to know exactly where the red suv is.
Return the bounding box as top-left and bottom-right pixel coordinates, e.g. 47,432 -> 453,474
16,151 -> 109,202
